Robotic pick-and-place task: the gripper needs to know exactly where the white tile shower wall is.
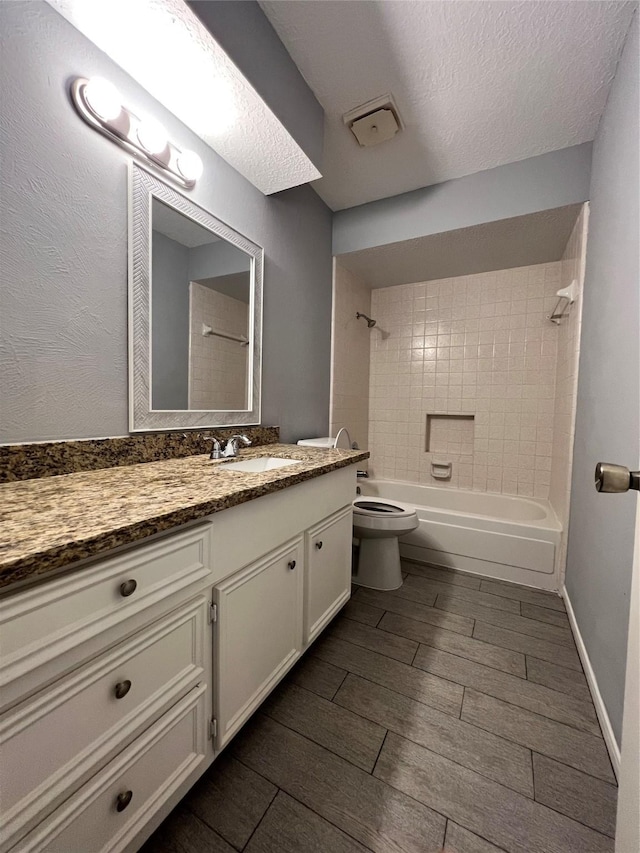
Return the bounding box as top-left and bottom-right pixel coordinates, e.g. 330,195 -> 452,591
549,204 -> 589,579
189,282 -> 249,410
368,263 -> 563,497
329,261 -> 372,451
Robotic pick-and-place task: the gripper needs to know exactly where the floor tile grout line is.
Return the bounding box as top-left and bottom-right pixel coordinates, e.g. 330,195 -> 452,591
372,726 -> 616,837
233,727 -> 452,845
525,750 -> 617,838
238,784 -> 279,852
453,680 -> 603,739
329,668 -> 350,701
370,728 -> 388,777
470,627 -> 583,673
373,621 -> 529,680
402,560 -> 568,610
404,572 -> 567,612
432,595 -> 576,648
375,732 -> 618,843
342,610 -> 539,679
260,706 -> 385,775
269,684 -> 543,798
182,808 -> 244,852
235,719 -> 615,843
326,675 -> 548,798
315,635 -> 603,737
458,703 -> 615,784
523,652 -> 590,687
231,754 -> 379,853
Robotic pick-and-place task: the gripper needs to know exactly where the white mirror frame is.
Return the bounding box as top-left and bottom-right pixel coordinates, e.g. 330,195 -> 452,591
128,164 -> 263,432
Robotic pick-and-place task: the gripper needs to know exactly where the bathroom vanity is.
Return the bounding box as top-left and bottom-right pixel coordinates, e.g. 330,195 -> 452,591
0,445 -> 366,852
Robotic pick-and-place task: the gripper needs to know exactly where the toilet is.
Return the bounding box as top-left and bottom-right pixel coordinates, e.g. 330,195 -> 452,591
352,497 -> 419,590
297,430 -> 418,591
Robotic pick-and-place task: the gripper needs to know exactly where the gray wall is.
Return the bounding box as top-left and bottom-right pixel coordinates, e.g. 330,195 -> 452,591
566,11 -> 639,746
188,241 -> 251,281
0,1 -> 333,444
186,0 -> 324,171
151,233 -> 189,411
333,143 -> 592,256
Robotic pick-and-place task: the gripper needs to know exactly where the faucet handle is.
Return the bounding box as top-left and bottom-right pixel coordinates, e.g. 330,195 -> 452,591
206,437 -> 223,459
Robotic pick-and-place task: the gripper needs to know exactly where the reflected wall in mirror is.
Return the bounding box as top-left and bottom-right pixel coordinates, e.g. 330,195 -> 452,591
129,165 -> 263,432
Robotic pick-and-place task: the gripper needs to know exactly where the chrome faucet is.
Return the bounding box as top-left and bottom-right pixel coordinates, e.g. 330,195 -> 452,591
222,434 -> 252,458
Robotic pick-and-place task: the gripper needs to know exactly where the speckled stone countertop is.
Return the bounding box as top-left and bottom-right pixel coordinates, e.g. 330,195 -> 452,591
0,444 -> 368,592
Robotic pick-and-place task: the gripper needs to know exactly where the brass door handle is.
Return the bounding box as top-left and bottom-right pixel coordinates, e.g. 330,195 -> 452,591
595,463 -> 640,493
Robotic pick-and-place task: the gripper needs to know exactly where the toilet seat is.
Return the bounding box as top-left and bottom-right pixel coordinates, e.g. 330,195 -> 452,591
353,497 -> 415,519
352,497 -> 418,536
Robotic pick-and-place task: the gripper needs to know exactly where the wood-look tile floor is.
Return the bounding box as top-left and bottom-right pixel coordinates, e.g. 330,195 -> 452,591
141,562 -> 617,853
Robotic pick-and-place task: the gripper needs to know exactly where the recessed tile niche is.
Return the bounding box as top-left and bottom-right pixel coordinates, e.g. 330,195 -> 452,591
426,414 -> 475,455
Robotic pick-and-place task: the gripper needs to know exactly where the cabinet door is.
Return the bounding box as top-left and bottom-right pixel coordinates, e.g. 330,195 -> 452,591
304,506 -> 353,646
214,539 -> 303,749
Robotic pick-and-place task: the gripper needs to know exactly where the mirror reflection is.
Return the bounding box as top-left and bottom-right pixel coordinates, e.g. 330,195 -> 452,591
151,199 -> 252,411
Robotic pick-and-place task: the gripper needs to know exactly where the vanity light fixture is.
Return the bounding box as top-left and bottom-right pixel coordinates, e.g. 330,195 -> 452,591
71,76 -> 203,188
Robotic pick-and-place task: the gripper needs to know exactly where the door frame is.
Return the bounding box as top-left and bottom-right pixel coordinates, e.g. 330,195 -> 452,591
615,495 -> 640,851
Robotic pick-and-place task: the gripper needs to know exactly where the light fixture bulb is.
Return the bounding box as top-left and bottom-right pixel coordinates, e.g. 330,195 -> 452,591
84,77 -> 122,121
176,150 -> 204,182
136,119 -> 168,155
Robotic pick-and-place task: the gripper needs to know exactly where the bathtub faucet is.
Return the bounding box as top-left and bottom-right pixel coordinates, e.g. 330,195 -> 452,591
357,470 -> 369,478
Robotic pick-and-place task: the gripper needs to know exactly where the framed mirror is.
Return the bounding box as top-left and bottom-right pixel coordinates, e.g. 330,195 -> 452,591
128,164 -> 263,431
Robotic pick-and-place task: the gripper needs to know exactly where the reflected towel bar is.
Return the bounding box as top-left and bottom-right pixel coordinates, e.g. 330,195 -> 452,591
202,323 -> 249,346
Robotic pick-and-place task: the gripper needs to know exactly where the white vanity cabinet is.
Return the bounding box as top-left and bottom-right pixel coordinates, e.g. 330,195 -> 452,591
304,505 -> 353,645
0,525 -> 214,853
214,537 -> 303,748
0,463 -> 357,852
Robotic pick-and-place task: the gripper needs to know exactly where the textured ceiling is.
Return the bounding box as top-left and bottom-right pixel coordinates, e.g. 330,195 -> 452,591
336,205 -> 582,288
260,1 -> 635,210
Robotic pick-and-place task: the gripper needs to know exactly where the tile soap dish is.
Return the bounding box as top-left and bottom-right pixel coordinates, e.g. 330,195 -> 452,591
431,461 -> 452,480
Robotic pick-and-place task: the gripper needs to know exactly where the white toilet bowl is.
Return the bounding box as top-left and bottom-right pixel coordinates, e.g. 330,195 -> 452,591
352,497 -> 419,590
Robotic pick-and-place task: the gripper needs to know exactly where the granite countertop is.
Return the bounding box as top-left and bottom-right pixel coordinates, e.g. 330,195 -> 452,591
0,444 -> 368,591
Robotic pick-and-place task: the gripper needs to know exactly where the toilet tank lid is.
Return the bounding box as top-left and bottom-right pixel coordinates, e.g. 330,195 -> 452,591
297,437 -> 335,448
297,428 -> 352,449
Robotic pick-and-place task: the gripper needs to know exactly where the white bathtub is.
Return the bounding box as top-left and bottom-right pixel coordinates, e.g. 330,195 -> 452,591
357,479 -> 562,590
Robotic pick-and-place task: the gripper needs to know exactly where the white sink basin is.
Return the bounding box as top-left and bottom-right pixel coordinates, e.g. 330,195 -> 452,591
220,456 -> 302,473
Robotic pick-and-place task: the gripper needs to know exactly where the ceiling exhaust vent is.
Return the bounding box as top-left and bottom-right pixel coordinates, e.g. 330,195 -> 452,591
343,93 -> 403,147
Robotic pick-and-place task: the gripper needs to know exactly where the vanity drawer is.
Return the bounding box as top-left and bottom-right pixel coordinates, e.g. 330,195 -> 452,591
0,597 -> 208,851
0,524 -> 211,705
13,685 -> 207,853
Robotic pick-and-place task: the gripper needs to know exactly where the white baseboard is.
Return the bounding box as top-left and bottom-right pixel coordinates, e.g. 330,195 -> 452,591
562,585 -> 621,779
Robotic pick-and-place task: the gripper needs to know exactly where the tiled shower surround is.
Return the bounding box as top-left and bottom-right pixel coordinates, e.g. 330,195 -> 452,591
189,282 -> 249,410
368,262 -> 567,498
